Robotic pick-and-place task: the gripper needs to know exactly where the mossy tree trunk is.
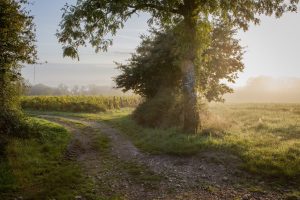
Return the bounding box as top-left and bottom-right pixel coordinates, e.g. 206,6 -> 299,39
181,0 -> 200,134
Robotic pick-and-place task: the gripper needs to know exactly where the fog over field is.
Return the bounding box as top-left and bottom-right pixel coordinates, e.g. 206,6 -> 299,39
25,74 -> 300,103
226,76 -> 300,103
22,64 -> 119,87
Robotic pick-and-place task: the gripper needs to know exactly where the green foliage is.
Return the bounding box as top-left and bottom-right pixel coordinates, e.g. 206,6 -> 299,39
132,90 -> 183,128
115,22 -> 244,102
0,0 -> 37,65
21,95 -> 141,113
0,0 -> 37,136
57,0 -> 298,59
0,158 -> 16,196
197,22 -> 244,101
0,108 -> 36,139
115,23 -> 243,128
115,30 -> 182,98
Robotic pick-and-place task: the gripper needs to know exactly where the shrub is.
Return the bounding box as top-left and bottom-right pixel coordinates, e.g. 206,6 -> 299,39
0,109 -> 33,138
133,90 -> 184,128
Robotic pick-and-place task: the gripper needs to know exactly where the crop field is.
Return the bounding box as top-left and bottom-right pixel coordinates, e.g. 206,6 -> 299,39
21,96 -> 141,113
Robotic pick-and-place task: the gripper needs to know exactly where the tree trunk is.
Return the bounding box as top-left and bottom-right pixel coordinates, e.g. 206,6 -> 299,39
181,59 -> 199,133
180,0 -> 200,134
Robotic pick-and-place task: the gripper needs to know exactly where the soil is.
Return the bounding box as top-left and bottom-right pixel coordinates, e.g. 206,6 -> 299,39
40,115 -> 291,200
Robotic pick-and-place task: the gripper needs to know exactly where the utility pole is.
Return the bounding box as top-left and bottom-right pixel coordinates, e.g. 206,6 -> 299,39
34,65 -> 36,84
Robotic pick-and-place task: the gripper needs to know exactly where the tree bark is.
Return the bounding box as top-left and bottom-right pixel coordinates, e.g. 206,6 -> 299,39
181,59 -> 199,133
181,3 -> 200,133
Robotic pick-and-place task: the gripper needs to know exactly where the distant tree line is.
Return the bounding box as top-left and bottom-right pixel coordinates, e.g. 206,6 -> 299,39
25,84 -> 128,96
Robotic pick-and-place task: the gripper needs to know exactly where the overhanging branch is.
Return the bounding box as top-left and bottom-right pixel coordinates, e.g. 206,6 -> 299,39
128,3 -> 182,15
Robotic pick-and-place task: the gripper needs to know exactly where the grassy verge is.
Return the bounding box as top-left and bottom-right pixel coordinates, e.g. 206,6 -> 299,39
0,117 -> 97,199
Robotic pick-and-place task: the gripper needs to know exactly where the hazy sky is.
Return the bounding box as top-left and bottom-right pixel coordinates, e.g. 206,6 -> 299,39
22,0 -> 300,87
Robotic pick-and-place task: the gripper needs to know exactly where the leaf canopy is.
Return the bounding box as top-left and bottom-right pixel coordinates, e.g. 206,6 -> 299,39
115,22 -> 244,102
57,0 -> 298,58
0,0 -> 37,135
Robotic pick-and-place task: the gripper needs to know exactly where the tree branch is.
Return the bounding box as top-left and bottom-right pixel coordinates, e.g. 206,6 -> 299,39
128,3 -> 182,15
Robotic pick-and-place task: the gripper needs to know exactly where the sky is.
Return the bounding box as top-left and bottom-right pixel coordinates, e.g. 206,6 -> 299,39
22,0 -> 300,88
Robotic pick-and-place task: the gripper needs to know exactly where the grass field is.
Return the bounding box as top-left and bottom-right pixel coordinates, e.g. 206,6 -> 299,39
208,103 -> 300,178
27,103 -> 300,181
21,96 -> 141,113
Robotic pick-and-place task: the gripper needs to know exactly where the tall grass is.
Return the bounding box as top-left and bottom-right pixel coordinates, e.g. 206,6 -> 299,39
21,95 -> 141,112
209,103 -> 300,178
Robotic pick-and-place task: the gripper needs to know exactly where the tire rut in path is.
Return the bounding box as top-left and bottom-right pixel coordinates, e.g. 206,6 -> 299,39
41,117 -> 103,176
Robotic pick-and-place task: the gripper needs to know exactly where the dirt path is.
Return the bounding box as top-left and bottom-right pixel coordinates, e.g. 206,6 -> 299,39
40,115 -> 285,200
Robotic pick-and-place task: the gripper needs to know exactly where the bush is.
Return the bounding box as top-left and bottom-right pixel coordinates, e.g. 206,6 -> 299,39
133,90 -> 184,128
0,109 -> 33,138
132,89 -> 212,130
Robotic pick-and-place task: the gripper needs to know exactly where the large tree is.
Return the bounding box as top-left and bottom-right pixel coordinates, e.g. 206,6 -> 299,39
0,0 -> 37,135
57,0 -> 298,133
115,22 -> 243,128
